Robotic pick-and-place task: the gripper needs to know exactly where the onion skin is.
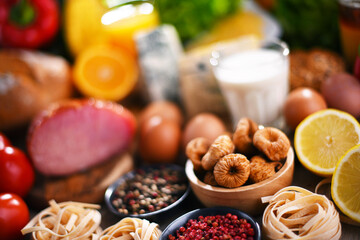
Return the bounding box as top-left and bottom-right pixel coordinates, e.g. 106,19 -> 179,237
321,73 -> 360,118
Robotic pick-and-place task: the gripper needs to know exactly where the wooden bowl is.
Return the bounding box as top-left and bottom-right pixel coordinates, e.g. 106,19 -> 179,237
185,147 -> 295,215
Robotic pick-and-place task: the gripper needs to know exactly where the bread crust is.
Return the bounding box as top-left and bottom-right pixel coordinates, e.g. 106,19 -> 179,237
0,49 -> 72,131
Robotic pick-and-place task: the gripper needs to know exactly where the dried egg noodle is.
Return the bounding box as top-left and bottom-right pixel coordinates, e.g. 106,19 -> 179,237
21,200 -> 102,240
99,217 -> 161,240
261,186 -> 341,240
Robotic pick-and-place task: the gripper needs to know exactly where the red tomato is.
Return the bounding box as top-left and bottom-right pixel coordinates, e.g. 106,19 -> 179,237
0,146 -> 35,197
0,193 -> 29,240
0,132 -> 11,150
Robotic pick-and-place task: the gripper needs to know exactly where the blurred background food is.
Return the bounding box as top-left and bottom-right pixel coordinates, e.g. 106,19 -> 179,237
271,0 -> 340,52
2,0 -> 360,166
289,49 -> 345,91
0,49 -> 72,131
155,0 -> 242,44
2,0 -> 360,168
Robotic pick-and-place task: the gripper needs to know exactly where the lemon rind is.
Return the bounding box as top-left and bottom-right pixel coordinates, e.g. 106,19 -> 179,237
294,109 -> 360,177
331,144 -> 360,223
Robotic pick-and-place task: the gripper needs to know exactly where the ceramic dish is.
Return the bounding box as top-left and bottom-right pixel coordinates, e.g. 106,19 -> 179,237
185,147 -> 295,215
105,164 -> 190,219
160,206 -> 261,240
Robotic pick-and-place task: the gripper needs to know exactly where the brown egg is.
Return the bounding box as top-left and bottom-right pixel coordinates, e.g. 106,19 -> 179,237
140,118 -> 181,164
140,116 -> 163,137
139,101 -> 183,127
182,113 -> 227,148
284,87 -> 327,130
321,73 -> 360,118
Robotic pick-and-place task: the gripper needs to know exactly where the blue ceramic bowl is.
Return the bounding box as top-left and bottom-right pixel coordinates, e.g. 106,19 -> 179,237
160,207 -> 261,240
105,164 -> 190,219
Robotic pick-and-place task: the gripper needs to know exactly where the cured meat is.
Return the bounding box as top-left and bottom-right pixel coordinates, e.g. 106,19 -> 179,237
27,99 -> 136,176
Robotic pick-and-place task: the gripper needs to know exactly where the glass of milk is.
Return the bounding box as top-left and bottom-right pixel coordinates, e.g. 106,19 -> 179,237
210,39 -> 289,128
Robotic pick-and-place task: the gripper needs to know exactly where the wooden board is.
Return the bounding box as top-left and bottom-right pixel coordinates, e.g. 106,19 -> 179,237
27,153 -> 134,209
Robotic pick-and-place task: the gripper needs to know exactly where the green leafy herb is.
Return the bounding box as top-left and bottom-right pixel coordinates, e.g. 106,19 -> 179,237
273,0 -> 340,52
155,0 -> 241,44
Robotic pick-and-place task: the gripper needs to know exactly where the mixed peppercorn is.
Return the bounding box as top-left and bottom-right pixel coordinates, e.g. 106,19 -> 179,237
168,213 -> 255,240
112,166 -> 187,215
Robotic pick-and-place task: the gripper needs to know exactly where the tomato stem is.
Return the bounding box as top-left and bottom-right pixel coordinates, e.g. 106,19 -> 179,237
10,0 -> 35,27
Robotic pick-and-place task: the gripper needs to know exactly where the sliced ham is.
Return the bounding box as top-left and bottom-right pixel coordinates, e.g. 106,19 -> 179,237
27,99 -> 136,176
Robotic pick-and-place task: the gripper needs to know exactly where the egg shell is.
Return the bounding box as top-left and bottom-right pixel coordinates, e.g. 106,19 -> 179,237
321,73 -> 360,118
284,87 -> 327,130
139,101 -> 183,127
182,113 -> 227,148
140,119 -> 181,164
140,116 -> 163,137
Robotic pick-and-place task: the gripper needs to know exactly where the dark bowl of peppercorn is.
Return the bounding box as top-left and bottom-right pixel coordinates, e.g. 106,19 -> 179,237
105,164 -> 190,219
160,207 -> 261,240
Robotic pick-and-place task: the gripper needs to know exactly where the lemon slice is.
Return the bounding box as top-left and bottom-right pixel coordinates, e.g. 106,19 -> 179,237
294,109 -> 360,177
332,144 -> 360,223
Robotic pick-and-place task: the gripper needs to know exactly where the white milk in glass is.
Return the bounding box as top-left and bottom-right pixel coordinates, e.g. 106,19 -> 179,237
213,48 -> 289,126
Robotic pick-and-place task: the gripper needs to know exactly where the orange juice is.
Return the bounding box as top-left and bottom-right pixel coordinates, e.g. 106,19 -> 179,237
338,0 -> 360,66
101,2 -> 159,56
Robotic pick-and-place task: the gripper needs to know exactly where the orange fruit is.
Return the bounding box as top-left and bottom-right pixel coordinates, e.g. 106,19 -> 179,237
73,44 -> 138,101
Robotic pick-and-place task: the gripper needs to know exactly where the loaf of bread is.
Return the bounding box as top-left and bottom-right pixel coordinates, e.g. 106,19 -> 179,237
0,49 -> 73,131
290,49 -> 345,91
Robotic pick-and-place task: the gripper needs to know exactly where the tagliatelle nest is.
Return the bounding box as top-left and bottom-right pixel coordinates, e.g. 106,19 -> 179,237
21,200 -> 102,240
100,217 -> 161,240
261,186 -> 341,240
22,200 -> 162,240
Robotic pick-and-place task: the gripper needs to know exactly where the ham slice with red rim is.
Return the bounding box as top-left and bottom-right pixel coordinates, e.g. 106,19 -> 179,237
27,99 -> 136,176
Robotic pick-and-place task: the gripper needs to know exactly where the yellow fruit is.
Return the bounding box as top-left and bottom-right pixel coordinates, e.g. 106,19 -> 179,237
73,45 -> 138,101
64,0 -> 159,57
102,3 -> 159,56
186,11 -> 263,51
294,109 -> 360,177
332,144 -> 360,223
64,0 -> 106,56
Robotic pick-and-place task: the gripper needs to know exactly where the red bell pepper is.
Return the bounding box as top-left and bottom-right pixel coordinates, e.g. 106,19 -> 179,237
0,0 -> 59,48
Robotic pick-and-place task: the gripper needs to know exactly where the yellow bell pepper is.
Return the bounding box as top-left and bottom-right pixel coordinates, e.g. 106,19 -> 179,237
64,0 -> 159,57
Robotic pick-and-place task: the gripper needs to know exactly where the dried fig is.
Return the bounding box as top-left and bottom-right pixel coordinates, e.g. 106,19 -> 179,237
186,137 -> 211,171
213,154 -> 250,188
203,171 -> 218,186
233,118 -> 258,155
202,135 -> 235,171
253,127 -> 290,161
249,155 -> 283,183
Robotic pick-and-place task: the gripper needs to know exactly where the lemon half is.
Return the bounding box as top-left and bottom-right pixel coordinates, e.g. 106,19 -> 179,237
332,144 -> 360,223
294,109 -> 360,177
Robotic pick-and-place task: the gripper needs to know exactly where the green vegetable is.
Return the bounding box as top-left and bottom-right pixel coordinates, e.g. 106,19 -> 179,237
155,0 -> 241,44
273,0 -> 340,52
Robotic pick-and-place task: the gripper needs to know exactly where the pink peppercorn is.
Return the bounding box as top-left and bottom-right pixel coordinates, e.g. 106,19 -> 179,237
168,213 -> 256,240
